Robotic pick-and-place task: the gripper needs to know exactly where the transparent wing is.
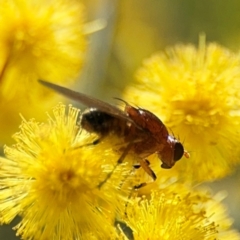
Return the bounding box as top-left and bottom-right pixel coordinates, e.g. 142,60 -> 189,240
39,80 -> 133,123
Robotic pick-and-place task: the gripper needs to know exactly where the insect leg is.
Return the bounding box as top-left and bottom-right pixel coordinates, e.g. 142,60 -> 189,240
134,182 -> 147,189
134,159 -> 156,180
120,159 -> 157,190
117,141 -> 134,164
82,137 -> 101,146
133,159 -> 150,169
97,141 -> 134,189
133,159 -> 157,189
71,136 -> 102,150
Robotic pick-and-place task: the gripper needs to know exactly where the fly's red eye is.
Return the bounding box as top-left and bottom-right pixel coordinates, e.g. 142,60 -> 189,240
174,142 -> 184,161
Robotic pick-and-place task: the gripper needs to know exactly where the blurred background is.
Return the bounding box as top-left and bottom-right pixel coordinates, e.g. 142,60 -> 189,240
1,0 -> 240,238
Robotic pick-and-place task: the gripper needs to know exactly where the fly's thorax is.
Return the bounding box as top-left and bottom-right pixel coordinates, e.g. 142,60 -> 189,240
125,105 -> 169,141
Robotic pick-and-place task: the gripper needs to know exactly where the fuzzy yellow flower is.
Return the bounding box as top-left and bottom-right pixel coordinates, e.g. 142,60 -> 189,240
0,0 -> 87,144
124,40 -> 240,182
0,104 -> 136,239
121,189 -> 240,240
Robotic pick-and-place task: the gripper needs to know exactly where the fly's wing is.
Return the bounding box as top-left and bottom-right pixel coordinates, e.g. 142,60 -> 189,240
39,80 -> 133,123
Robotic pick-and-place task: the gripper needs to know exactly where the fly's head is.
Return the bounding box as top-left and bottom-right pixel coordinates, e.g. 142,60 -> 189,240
158,135 -> 189,169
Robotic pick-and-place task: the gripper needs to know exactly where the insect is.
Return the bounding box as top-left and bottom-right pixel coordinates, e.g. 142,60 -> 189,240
39,80 -> 189,187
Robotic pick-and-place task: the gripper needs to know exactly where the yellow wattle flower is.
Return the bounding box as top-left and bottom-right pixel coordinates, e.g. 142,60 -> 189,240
0,0 -> 87,145
121,190 -> 240,240
0,104 -> 135,239
124,41 -> 240,182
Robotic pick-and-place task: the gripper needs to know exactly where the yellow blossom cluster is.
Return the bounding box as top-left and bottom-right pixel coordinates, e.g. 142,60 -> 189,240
0,1 -> 239,238
124,39 -> 240,182
121,190 -> 240,240
0,104 -> 137,239
0,0 -> 87,144
0,103 -> 239,239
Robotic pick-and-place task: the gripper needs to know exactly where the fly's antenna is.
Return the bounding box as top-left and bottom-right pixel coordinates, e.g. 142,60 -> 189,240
114,97 -> 130,106
114,97 -> 132,112
114,97 -> 144,110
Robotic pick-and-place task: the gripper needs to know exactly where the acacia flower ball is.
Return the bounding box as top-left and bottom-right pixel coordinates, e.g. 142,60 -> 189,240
122,190 -> 240,240
0,104 -> 135,239
0,0 -> 87,144
124,42 -> 240,182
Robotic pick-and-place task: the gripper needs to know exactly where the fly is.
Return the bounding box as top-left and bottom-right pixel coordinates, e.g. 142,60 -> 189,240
39,80 -> 189,188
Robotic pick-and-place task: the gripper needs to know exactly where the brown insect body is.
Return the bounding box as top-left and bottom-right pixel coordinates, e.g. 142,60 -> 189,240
82,107 -> 166,161
38,80 -> 188,177
121,105 -> 182,169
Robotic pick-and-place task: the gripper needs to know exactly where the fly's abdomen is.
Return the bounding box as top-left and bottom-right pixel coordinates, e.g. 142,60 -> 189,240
81,108 -> 128,137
